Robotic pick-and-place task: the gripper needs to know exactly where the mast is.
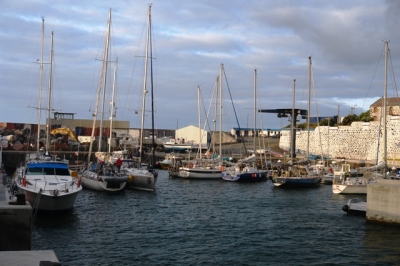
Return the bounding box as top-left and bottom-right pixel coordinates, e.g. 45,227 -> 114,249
253,69 -> 257,156
307,56 -> 312,159
213,76 -> 219,155
139,5 -> 151,165
149,4 -> 156,169
108,58 -> 118,153
88,9 -> 111,162
37,17 -> 45,155
98,9 -> 111,152
46,31 -> 54,151
383,41 -> 388,178
219,64 -> 223,159
197,86 -> 201,159
291,79 -> 296,161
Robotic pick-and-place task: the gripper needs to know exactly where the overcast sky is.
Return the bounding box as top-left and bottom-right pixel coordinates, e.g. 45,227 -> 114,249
2,0 -> 400,132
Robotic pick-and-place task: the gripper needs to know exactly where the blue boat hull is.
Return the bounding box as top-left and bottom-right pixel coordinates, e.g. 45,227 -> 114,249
222,171 -> 268,182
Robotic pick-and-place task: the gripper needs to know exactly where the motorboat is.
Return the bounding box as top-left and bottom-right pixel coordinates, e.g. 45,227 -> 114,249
14,152 -> 82,211
342,198 -> 366,216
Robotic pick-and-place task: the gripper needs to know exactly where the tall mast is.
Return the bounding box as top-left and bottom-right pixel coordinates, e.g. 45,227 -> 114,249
46,31 -> 54,151
109,58 -> 118,153
307,56 -> 311,159
37,17 -> 45,155
253,69 -> 257,156
291,79 -> 296,161
149,4 -> 156,169
98,9 -> 111,152
213,76 -> 218,155
383,41 -> 388,177
219,64 -> 223,159
88,9 -> 111,162
197,86 -> 201,159
139,4 -> 151,165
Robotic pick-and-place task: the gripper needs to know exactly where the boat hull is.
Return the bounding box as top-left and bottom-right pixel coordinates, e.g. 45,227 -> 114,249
273,177 -> 321,188
221,171 -> 267,182
125,169 -> 156,191
342,198 -> 366,216
17,185 -> 81,211
81,170 -> 127,192
179,168 -> 221,179
332,184 -> 367,194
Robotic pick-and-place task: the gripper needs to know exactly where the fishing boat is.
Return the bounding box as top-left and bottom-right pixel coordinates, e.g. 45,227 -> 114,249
79,9 -> 128,192
13,20 -> 82,211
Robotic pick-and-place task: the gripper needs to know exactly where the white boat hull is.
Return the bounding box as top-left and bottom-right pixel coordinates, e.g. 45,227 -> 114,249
332,184 -> 367,194
81,170 -> 127,192
14,160 -> 82,211
125,169 -> 156,191
179,167 -> 221,179
18,186 -> 81,211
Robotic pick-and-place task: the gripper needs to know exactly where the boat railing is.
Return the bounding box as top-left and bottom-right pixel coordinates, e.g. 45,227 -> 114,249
19,177 -> 81,193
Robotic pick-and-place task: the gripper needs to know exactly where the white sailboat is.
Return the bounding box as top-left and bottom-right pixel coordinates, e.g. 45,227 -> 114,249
79,9 -> 128,192
124,4 -> 157,191
179,86 -> 222,179
13,19 -> 82,211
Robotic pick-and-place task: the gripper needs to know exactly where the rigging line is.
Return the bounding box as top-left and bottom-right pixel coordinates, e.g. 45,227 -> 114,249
311,62 -> 325,159
222,66 -> 247,153
122,12 -> 146,120
362,47 -> 384,110
388,48 -> 399,100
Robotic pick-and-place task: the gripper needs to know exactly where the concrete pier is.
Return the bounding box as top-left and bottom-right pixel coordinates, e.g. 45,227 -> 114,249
0,171 -> 60,264
367,179 -> 400,225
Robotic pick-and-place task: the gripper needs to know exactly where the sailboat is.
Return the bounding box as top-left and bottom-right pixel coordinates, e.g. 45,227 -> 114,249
333,42 -> 391,194
179,86 -> 222,179
13,19 -> 82,211
123,4 -> 158,191
221,68 -> 268,182
79,9 -> 128,192
272,57 -> 321,188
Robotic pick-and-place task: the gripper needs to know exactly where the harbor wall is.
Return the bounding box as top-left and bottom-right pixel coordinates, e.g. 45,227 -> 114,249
367,180 -> 400,225
279,116 -> 400,165
0,201 -> 32,251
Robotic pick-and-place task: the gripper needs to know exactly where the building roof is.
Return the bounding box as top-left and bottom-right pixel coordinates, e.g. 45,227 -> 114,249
370,97 -> 400,107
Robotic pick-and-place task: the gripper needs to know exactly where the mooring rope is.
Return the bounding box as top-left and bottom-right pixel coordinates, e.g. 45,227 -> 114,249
31,188 -> 42,226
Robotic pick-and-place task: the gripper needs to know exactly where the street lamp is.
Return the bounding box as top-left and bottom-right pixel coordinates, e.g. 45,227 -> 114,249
353,105 -> 357,115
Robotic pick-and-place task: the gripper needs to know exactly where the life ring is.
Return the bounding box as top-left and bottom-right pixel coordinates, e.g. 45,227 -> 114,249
77,177 -> 82,188
22,177 -> 27,187
188,163 -> 194,169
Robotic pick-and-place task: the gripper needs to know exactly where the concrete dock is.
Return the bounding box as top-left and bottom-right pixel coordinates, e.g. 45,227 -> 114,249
0,171 -> 61,265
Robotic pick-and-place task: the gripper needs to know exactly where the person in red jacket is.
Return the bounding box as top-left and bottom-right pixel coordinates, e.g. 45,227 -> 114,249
116,157 -> 122,172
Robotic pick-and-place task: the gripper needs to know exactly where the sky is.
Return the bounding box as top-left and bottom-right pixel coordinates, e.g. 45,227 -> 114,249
1,0 -> 400,132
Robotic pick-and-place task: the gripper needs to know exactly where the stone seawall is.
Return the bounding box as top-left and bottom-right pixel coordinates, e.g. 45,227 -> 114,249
279,116 -> 400,165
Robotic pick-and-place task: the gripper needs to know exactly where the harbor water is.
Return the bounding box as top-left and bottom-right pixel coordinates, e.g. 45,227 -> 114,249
32,170 -> 400,265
